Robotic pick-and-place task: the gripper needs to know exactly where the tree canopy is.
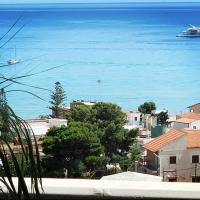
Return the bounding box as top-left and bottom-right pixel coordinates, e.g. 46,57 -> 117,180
138,101 -> 156,115
49,81 -> 66,118
157,111 -> 169,126
42,122 -> 107,177
42,102 -> 140,177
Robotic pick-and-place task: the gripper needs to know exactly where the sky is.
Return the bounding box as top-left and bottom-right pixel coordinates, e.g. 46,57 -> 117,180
1,0 -> 200,4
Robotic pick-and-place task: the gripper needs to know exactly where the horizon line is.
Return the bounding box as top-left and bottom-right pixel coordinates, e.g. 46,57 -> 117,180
1,2 -> 200,5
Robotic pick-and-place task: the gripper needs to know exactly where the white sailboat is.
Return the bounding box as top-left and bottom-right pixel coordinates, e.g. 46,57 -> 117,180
7,47 -> 20,65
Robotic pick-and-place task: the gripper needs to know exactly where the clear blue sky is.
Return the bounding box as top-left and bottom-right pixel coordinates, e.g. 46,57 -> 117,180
1,0 -> 200,4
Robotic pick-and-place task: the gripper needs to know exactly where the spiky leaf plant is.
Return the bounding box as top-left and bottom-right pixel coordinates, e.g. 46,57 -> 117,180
0,89 -> 43,199
0,15 -> 65,199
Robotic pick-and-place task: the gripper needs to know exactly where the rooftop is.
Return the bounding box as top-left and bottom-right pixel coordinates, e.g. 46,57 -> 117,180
101,172 -> 162,182
175,117 -> 198,124
188,103 -> 200,108
177,112 -> 200,120
143,129 -> 184,152
184,130 -> 200,149
144,129 -> 200,152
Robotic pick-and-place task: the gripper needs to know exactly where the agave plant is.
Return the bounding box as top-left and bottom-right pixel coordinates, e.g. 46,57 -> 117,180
0,15 -> 45,199
0,88 -> 43,199
0,14 -> 66,199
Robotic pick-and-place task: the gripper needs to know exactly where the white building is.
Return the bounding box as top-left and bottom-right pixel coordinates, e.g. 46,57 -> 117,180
172,112 -> 200,130
143,129 -> 200,182
173,118 -> 200,130
26,118 -> 67,140
124,110 -> 142,130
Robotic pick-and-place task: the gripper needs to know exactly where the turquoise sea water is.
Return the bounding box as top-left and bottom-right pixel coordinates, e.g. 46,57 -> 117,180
1,3 -> 200,118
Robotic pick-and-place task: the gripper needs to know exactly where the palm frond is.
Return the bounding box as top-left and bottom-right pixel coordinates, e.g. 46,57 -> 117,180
0,101 -> 43,199
5,90 -> 47,102
0,14 -> 24,42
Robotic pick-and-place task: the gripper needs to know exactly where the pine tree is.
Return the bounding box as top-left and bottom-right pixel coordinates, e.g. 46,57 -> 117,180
50,82 -> 66,118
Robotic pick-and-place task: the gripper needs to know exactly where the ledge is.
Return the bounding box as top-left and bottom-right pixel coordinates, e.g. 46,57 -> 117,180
1,178 -> 200,199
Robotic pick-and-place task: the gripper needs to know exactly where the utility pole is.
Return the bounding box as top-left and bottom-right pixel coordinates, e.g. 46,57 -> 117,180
195,163 -> 197,182
135,161 -> 138,172
162,168 -> 164,181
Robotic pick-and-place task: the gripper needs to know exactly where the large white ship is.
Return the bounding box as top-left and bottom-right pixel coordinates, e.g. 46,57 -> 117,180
177,25 -> 200,37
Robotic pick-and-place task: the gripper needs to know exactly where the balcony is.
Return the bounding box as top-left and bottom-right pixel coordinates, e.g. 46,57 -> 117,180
1,178 -> 200,199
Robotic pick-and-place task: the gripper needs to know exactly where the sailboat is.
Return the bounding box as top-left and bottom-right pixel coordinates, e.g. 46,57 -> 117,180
7,47 -> 20,65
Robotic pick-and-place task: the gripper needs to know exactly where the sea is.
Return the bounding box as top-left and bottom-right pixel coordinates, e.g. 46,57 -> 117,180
1,2 -> 200,118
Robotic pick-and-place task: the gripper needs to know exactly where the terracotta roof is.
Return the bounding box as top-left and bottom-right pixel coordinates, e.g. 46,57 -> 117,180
144,129 -> 200,152
143,129 -> 185,152
177,112 -> 200,120
175,118 -> 198,124
183,130 -> 200,149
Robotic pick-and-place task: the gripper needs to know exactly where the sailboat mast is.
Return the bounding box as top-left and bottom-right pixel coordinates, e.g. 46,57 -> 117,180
15,46 -> 16,59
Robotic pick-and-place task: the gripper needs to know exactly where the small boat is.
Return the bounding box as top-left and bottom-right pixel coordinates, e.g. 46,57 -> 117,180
7,59 -> 20,65
7,47 -> 20,65
177,25 -> 200,37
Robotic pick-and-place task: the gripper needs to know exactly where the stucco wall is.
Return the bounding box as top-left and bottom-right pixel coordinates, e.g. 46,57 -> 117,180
158,136 -> 200,182
189,120 -> 200,130
173,122 -> 188,129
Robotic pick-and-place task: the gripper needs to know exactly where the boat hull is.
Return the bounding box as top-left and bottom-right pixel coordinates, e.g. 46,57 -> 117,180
176,34 -> 200,38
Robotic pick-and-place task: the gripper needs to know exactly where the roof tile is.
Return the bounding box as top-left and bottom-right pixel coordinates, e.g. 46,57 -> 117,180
144,129 -> 200,152
177,112 -> 200,120
143,129 -> 185,152
175,118 -> 198,124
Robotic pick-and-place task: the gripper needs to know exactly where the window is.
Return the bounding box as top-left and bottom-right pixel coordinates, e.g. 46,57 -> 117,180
192,176 -> 200,182
169,156 -> 176,164
192,155 -> 199,163
168,177 -> 177,182
193,126 -> 197,129
134,117 -> 137,121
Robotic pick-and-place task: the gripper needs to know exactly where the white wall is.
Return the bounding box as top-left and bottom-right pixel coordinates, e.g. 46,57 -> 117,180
172,120 -> 200,130
48,118 -> 67,127
158,135 -> 200,181
172,122 -> 188,129
2,178 -> 200,200
27,119 -> 67,139
126,111 -> 142,126
189,120 -> 200,130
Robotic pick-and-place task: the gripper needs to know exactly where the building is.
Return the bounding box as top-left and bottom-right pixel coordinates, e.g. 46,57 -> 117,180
188,103 -> 200,114
124,110 -> 142,130
176,112 -> 200,120
173,118 -> 200,130
172,112 -> 200,130
143,129 -> 200,182
53,100 -> 96,119
70,100 -> 96,109
26,118 -> 67,140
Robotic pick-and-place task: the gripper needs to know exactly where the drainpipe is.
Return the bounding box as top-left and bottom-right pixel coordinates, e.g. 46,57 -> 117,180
153,153 -> 160,176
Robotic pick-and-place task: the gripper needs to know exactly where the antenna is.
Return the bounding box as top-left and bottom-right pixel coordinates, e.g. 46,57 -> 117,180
189,24 -> 195,28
